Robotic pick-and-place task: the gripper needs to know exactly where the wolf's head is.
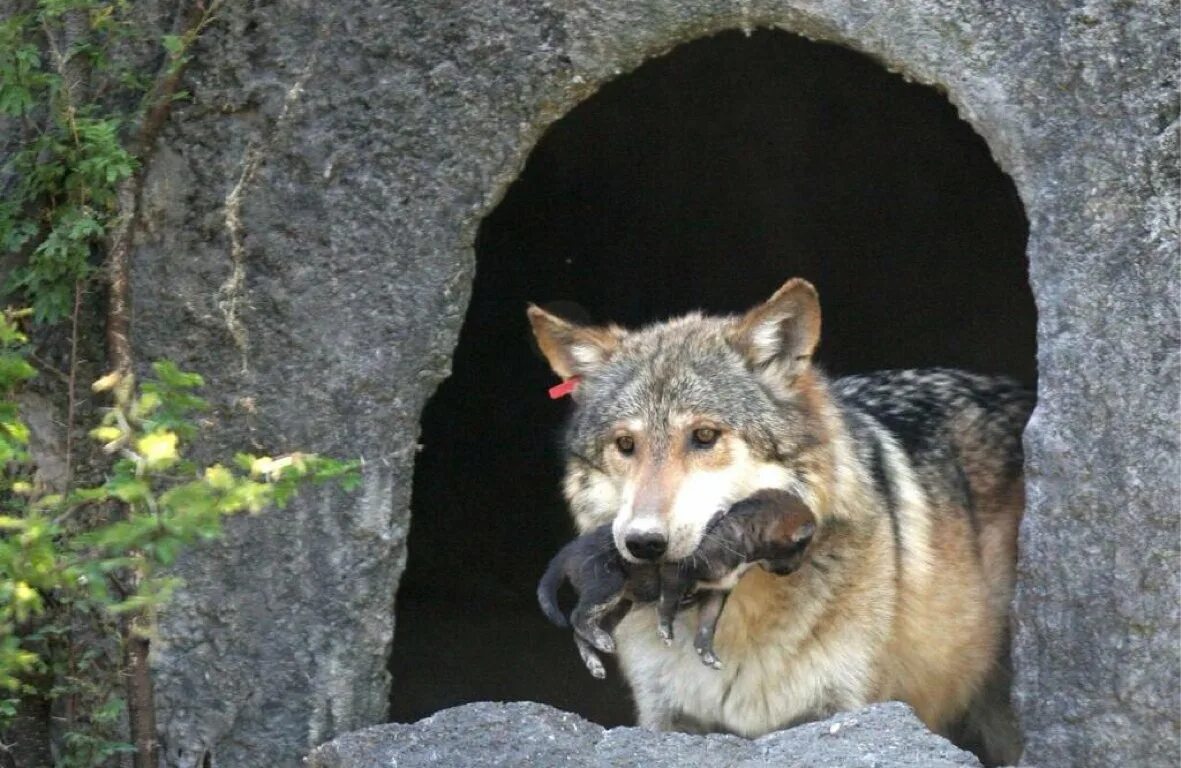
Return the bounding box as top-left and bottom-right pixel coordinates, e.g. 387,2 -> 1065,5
528,278 -> 831,563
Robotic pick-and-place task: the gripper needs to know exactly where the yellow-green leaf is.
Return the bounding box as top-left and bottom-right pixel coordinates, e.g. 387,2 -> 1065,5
1,421 -> 29,444
131,390 -> 161,419
249,456 -> 274,478
92,371 -> 122,392
108,477 -> 150,504
90,425 -> 123,443
203,464 -> 234,490
137,431 -> 178,469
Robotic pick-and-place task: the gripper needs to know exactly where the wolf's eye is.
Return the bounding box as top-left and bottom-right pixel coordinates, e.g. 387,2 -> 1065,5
692,427 -> 719,448
615,435 -> 635,455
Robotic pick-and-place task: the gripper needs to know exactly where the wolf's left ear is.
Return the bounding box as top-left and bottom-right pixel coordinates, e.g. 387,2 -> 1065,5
527,304 -> 625,381
731,278 -> 821,380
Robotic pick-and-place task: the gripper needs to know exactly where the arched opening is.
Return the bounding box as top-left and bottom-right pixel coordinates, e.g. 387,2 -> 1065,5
389,28 -> 1034,727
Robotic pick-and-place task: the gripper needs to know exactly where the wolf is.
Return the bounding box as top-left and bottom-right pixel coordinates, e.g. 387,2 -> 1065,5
537,488 -> 816,674
526,278 -> 1032,766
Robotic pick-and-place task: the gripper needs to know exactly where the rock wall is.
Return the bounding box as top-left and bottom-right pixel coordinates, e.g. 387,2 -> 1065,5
128,0 -> 1178,766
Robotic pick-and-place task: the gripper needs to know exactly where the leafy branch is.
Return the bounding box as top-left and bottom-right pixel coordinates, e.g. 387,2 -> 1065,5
1,2 -> 140,324
1,311 -> 360,766
0,4 -> 358,767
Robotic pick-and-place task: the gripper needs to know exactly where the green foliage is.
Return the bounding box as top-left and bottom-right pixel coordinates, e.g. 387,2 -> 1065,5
0,0 -> 204,324
0,309 -> 36,468
0,5 -> 325,764
0,310 -> 361,764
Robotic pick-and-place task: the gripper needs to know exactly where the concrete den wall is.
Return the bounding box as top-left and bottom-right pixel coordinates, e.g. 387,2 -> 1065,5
131,2 -> 1177,767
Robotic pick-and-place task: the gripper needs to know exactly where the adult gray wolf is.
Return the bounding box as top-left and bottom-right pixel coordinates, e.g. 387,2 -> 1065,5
526,278 -> 1031,766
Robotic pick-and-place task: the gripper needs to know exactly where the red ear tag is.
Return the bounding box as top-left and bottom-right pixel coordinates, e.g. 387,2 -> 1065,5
548,376 -> 581,399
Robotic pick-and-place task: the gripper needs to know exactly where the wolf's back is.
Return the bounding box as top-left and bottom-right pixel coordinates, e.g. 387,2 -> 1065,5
832,368 -> 1033,477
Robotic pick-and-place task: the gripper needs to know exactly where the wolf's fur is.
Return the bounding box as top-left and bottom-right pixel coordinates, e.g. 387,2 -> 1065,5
527,279 -> 1031,765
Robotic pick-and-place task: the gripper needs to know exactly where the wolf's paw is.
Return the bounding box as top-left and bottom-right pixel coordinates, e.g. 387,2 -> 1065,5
699,649 -> 722,670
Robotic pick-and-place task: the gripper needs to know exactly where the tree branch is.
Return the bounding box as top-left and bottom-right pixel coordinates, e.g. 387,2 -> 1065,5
102,5 -> 225,767
106,0 -> 221,376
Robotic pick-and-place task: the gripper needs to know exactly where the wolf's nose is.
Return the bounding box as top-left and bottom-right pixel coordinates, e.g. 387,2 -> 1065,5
625,533 -> 668,561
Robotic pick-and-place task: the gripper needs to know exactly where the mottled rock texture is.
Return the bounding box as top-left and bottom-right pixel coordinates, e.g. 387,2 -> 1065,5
304,701 -> 982,768
124,0 -> 1178,766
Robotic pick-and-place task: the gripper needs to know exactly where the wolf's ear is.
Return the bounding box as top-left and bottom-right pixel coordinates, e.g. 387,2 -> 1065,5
527,304 -> 625,380
731,278 -> 821,379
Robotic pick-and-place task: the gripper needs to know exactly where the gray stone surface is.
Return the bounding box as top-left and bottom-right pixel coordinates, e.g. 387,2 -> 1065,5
304,701 -> 982,768
124,0 -> 1178,766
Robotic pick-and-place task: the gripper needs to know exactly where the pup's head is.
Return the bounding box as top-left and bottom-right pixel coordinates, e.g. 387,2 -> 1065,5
528,278 -> 828,563
732,488 -> 818,574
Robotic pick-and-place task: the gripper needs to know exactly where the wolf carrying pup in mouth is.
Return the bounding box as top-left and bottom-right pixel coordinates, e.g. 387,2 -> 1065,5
527,278 -> 1032,766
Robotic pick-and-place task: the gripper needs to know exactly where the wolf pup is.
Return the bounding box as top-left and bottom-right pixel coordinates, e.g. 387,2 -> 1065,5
527,278 -> 1031,766
539,488 -> 816,674
654,488 -> 816,668
536,522 -> 652,679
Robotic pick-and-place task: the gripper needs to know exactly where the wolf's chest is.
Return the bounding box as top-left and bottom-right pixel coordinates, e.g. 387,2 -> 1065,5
615,599 -> 875,736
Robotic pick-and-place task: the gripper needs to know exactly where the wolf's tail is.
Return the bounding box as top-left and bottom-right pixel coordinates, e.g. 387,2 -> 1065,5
537,546 -> 571,628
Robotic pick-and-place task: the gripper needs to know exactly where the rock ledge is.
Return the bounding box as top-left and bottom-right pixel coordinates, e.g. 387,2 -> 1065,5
305,701 -> 982,767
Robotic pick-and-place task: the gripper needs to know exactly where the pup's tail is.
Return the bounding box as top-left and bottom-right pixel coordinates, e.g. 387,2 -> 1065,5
537,546 -> 571,628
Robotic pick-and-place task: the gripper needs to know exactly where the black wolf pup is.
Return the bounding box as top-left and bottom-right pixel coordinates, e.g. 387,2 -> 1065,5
538,489 -> 816,674
536,523 -> 649,679
656,488 -> 815,669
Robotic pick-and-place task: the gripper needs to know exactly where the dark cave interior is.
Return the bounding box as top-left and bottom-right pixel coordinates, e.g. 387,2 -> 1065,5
388,28 -> 1034,727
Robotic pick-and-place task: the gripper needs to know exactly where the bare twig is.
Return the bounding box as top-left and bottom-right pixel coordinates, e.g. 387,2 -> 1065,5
106,180 -> 135,376
39,14 -> 83,147
26,352 -> 70,385
64,280 -> 81,488
107,0 -> 222,377
123,625 -> 155,768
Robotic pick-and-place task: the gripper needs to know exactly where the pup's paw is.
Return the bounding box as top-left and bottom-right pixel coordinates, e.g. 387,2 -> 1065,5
572,604 -> 618,654
575,636 -> 607,679
699,649 -> 722,670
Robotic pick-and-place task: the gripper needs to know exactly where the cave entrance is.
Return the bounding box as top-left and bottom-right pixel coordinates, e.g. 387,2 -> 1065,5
389,28 -> 1034,726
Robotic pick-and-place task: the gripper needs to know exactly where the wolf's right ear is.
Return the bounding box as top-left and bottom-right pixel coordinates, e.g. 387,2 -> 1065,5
527,304 -> 625,380
731,278 -> 821,381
